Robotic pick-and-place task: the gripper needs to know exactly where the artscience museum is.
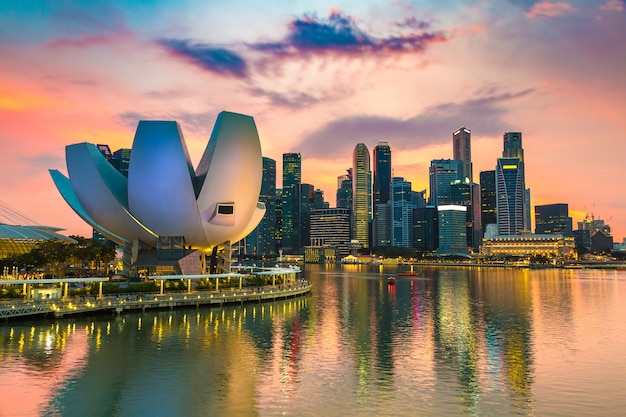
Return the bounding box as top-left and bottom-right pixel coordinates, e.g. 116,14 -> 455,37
50,111 -> 266,275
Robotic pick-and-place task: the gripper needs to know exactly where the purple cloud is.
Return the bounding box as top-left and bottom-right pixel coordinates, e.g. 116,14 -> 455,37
252,10 -> 446,56
160,10 -> 447,79
158,39 -> 248,78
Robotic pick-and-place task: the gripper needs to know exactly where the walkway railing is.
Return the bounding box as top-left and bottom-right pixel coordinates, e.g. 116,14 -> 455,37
0,281 -> 312,320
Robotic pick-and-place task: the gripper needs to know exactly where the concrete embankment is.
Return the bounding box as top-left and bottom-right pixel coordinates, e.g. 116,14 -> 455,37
0,282 -> 312,321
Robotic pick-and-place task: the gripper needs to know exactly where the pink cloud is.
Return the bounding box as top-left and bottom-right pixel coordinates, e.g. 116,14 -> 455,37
525,1 -> 577,18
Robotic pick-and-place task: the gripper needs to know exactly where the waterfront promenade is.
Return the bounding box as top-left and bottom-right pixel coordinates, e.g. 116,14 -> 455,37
0,281 -> 311,321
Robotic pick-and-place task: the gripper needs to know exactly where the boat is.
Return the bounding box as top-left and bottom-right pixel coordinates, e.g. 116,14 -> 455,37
397,271 -> 418,277
387,276 -> 396,285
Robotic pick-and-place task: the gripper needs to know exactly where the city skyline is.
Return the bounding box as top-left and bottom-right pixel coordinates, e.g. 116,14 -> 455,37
0,1 -> 625,240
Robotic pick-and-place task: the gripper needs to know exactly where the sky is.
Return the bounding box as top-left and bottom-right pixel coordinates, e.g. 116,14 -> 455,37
0,0 -> 625,242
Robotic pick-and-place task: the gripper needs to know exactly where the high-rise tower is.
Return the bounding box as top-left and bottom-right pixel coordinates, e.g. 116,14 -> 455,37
429,159 -> 463,206
453,127 -> 472,182
352,143 -> 372,247
245,157 -> 276,257
496,158 -> 524,235
373,141 -> 392,216
281,153 -> 301,254
501,132 -> 530,232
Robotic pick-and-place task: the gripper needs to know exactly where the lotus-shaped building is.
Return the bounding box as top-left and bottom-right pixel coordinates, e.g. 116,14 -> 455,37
49,111 -> 266,257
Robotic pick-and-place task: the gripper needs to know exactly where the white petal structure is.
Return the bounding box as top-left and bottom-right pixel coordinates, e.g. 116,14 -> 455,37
50,111 -> 266,251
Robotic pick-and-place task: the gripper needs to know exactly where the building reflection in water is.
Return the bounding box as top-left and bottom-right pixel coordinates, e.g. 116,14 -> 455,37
4,265 -> 620,416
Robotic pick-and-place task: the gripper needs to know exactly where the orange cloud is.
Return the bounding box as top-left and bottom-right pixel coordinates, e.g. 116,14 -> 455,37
525,1 -> 577,18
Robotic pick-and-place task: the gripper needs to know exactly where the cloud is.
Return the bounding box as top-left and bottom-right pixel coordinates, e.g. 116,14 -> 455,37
158,39 -> 248,78
525,1 -> 577,18
294,88 -> 534,159
600,0 -> 625,12
158,10 -> 448,80
251,9 -> 447,56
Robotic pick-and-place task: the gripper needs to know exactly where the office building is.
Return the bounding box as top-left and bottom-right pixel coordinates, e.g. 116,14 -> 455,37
309,208 -> 351,258
535,203 -> 572,237
429,159 -> 463,206
336,170 -> 352,210
437,205 -> 468,255
373,141 -> 392,217
281,153 -> 301,254
245,157 -> 276,257
496,157 -> 525,235
502,132 -> 530,231
453,127 -> 472,182
480,170 -> 497,234
299,183 -> 315,252
352,143 -> 372,247
413,206 -> 438,252
392,177 -> 414,248
372,203 -> 392,247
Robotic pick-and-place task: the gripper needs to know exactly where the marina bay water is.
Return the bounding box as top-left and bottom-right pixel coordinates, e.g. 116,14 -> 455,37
2,265 -> 626,416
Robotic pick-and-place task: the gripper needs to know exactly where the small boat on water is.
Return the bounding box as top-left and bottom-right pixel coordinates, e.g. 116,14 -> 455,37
397,271 -> 418,277
387,276 -> 396,285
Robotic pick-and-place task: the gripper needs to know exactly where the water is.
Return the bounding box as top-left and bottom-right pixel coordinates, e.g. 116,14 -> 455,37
2,265 -> 626,417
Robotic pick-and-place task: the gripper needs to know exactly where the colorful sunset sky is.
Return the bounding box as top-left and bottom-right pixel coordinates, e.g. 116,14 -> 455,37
1,0 -> 625,242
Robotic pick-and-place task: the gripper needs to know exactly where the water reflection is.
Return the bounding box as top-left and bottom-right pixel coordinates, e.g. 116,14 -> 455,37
1,266 -> 626,416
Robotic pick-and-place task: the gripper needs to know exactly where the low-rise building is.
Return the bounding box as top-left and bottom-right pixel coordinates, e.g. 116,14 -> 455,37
480,233 -> 576,259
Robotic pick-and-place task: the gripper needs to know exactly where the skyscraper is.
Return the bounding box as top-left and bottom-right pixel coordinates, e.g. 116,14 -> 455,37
496,157 -> 524,235
392,177 -> 414,248
453,127 -> 472,182
480,170 -> 497,233
245,157 -> 276,257
310,208 -> 351,257
413,206 -> 438,252
373,141 -> 392,217
352,143 -> 372,247
503,132 -> 524,160
503,131 -> 530,231
299,183 -> 315,252
437,205 -> 468,255
281,153 -> 301,254
336,170 -> 352,210
429,159 -> 463,206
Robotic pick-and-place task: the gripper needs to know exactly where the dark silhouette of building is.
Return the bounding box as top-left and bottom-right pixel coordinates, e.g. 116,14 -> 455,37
413,206 -> 438,252
535,203 -> 573,236
281,153 -> 301,254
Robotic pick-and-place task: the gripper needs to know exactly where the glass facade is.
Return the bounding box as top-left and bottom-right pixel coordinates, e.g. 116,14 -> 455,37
496,158 -> 524,235
429,159 -> 462,206
281,153 -> 301,254
352,143 -> 371,247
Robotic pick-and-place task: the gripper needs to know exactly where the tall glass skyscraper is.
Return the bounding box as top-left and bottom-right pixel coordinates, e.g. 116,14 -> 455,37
437,205 -> 468,255
502,131 -> 530,231
245,157 -> 276,257
352,143 -> 371,247
373,141 -> 392,217
453,127 -> 472,182
392,177 -> 414,248
336,170 -> 352,210
496,158 -> 524,235
281,153 -> 301,254
429,159 -> 463,206
480,170 -> 497,233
